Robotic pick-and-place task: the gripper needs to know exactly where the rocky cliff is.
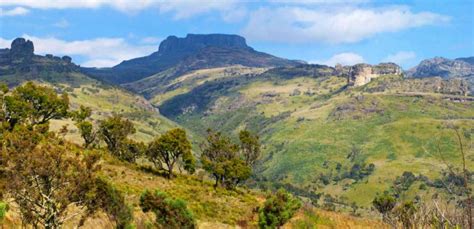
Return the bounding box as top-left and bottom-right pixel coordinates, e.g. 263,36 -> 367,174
348,63 -> 402,87
83,34 -> 299,84
0,38 -> 79,84
406,57 -> 474,79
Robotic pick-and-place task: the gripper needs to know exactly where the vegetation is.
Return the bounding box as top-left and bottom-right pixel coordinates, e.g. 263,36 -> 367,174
0,83 -> 130,228
140,190 -> 196,229
258,189 -> 301,228
99,115 -> 144,162
200,129 -> 260,189
146,128 -> 195,178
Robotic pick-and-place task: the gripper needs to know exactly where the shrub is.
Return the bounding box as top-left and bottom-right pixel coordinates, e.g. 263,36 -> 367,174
140,190 -> 196,229
0,201 -> 8,222
258,189 -> 302,228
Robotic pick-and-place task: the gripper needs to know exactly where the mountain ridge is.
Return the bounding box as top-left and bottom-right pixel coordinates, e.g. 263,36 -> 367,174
82,33 -> 300,84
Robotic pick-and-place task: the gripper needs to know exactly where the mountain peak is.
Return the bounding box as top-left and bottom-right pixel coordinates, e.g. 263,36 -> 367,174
158,34 -> 250,55
10,38 -> 34,59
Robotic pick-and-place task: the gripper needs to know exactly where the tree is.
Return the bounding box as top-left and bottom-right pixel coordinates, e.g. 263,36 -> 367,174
2,134 -> 100,229
140,190 -> 196,229
372,193 -> 396,222
99,115 -> 138,161
200,129 -> 251,189
83,178 -> 133,229
3,82 -> 69,129
71,106 -> 97,148
239,129 -> 261,166
146,128 -> 195,179
258,189 -> 302,228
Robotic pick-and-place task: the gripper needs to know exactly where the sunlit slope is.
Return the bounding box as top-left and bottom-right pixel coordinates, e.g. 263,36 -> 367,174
0,71 -> 180,143
157,72 -> 473,207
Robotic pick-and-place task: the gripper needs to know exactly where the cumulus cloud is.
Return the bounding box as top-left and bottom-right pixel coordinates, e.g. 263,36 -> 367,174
242,6 -> 450,44
0,35 -> 157,68
0,0 -> 240,19
312,52 -> 365,66
382,51 -> 416,65
0,7 -> 29,16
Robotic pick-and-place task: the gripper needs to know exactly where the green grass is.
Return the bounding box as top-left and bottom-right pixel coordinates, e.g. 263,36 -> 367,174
160,74 -> 473,208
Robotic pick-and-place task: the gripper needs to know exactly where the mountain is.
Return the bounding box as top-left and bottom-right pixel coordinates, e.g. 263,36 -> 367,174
0,38 -> 179,142
153,62 -> 472,208
406,56 -> 474,79
83,34 -> 300,84
456,56 -> 474,65
406,56 -> 473,94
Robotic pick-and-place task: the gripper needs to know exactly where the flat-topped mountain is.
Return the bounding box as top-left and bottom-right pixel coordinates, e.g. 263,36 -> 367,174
83,34 -> 299,84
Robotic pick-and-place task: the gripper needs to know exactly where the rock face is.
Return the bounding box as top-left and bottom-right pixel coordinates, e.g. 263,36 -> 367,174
407,57 -> 474,79
83,33 -> 299,84
158,34 -> 251,55
348,63 -> 402,87
10,38 -> 34,60
0,37 -> 78,78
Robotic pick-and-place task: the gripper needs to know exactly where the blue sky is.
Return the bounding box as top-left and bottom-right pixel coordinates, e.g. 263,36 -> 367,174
0,0 -> 472,69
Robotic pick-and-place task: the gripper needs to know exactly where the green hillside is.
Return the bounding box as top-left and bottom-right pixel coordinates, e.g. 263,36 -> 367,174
156,67 -> 473,209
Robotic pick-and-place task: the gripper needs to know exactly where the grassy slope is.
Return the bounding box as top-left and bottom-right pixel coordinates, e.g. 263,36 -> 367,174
155,72 -> 473,210
0,71 -> 181,143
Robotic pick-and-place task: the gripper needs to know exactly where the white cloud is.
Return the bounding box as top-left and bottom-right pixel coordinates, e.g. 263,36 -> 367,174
242,6 -> 450,44
140,36 -> 161,44
312,52 -> 365,66
382,51 -> 416,65
0,7 -> 29,16
0,35 -> 157,68
0,0 -> 239,19
53,19 -> 69,28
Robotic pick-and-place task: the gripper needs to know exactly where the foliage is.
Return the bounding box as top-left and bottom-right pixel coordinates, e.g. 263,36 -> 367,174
140,190 -> 196,229
3,82 -> 69,129
2,133 -> 100,228
99,115 -> 141,162
84,177 -> 133,229
0,201 -> 8,222
239,129 -> 261,166
200,129 -> 251,189
372,193 -> 396,221
258,189 -> 302,228
146,128 -> 195,178
71,105 -> 97,148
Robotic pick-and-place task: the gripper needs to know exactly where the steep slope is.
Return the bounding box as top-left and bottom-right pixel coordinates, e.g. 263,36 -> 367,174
407,56 -> 473,94
83,34 -> 299,85
156,63 -> 473,208
0,38 -> 179,142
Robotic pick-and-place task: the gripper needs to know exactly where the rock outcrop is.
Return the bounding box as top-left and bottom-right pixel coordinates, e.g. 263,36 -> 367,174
0,37 -> 78,78
348,63 -> 402,87
406,57 -> 474,79
83,33 -> 299,84
10,38 -> 34,60
158,34 -> 251,55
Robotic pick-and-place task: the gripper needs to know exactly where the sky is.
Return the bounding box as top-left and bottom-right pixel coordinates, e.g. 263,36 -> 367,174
0,0 -> 473,69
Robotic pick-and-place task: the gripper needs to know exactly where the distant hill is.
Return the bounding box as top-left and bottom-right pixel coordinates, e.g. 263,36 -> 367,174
83,34 -> 300,84
0,38 -> 179,142
406,56 -> 474,79
456,56 -> 474,65
406,56 -> 473,94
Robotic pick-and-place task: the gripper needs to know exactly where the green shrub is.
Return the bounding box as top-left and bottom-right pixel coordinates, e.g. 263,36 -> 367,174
0,201 -> 8,221
258,189 -> 302,228
140,190 -> 196,229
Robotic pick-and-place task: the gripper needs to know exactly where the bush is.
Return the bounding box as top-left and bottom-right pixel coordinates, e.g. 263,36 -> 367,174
258,189 -> 302,228
140,190 -> 196,229
0,201 -> 8,221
